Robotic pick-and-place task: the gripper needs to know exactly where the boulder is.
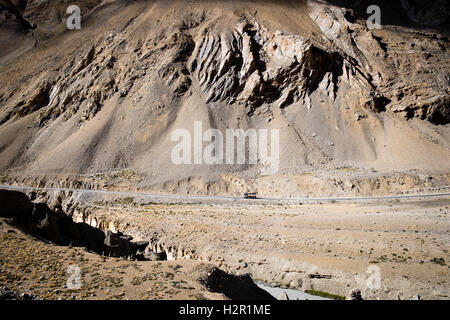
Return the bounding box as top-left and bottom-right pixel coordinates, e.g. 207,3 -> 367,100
144,251 -> 167,261
346,288 -> 363,300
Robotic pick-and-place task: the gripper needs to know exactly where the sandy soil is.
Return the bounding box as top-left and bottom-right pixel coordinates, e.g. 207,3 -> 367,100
0,217 -> 224,300
72,198 -> 450,300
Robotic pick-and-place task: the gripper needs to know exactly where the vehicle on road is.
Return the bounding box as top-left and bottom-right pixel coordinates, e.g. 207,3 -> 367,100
244,192 -> 257,199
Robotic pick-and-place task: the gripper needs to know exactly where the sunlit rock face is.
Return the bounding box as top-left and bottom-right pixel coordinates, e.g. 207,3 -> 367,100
190,20 -> 340,109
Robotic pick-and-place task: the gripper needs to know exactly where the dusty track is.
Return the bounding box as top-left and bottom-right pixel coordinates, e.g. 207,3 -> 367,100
1,184 -> 449,204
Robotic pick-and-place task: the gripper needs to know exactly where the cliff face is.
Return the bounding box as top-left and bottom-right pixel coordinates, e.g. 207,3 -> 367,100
0,0 -> 449,194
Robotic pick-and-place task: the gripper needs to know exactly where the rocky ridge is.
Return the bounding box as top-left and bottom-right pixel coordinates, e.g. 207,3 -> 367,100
0,0 -> 448,193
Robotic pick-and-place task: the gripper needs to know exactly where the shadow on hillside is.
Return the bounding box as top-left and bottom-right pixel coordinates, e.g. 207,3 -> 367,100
319,0 -> 449,34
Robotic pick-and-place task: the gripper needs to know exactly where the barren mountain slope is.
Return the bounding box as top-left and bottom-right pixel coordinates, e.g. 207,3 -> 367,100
0,0 -> 449,197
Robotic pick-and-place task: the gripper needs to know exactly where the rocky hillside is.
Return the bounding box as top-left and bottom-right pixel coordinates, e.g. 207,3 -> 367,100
0,0 -> 449,196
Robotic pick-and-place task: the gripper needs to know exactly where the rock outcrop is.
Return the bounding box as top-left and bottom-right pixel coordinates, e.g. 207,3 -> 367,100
308,1 -> 449,124
346,288 -> 363,300
196,264 -> 276,300
0,189 -> 149,259
190,19 -> 341,111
